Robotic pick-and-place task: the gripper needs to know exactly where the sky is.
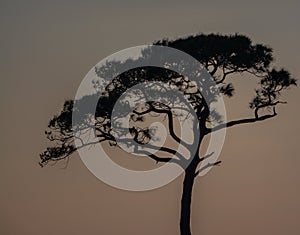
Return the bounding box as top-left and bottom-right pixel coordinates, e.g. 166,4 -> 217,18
0,0 -> 300,234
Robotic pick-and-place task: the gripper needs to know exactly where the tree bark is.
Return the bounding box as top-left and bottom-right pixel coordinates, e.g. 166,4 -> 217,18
180,159 -> 198,235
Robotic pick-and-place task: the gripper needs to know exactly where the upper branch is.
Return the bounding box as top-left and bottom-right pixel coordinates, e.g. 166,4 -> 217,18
208,108 -> 277,133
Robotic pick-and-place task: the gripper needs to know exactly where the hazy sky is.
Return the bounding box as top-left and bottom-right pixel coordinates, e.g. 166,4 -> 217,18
1,1 -> 299,234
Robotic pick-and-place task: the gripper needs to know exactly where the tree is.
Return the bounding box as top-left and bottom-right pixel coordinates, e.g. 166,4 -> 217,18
40,33 -> 296,235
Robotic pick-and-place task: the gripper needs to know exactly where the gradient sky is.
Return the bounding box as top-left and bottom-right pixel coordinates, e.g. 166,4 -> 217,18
1,0 -> 300,234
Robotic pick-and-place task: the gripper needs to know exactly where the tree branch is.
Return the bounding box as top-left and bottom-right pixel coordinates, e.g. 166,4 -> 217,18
209,108 -> 277,133
194,160 -> 222,177
133,149 -> 181,165
117,135 -> 187,161
254,101 -> 286,119
133,102 -> 191,150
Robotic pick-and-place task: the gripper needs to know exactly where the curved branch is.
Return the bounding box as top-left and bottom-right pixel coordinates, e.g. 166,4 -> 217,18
133,102 -> 191,150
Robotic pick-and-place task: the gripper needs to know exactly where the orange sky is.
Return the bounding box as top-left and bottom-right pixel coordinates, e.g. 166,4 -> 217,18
0,1 -> 300,234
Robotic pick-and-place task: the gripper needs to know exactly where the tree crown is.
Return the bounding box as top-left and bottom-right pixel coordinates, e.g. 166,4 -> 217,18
40,33 -> 296,167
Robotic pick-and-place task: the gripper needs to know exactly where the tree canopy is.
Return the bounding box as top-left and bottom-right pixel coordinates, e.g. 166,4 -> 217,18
40,33 -> 296,167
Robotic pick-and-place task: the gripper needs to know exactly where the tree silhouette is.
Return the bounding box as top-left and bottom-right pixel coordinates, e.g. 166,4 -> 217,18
40,33 -> 296,235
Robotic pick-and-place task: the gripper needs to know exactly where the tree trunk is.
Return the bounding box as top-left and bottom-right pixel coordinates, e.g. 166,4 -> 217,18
180,163 -> 197,235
